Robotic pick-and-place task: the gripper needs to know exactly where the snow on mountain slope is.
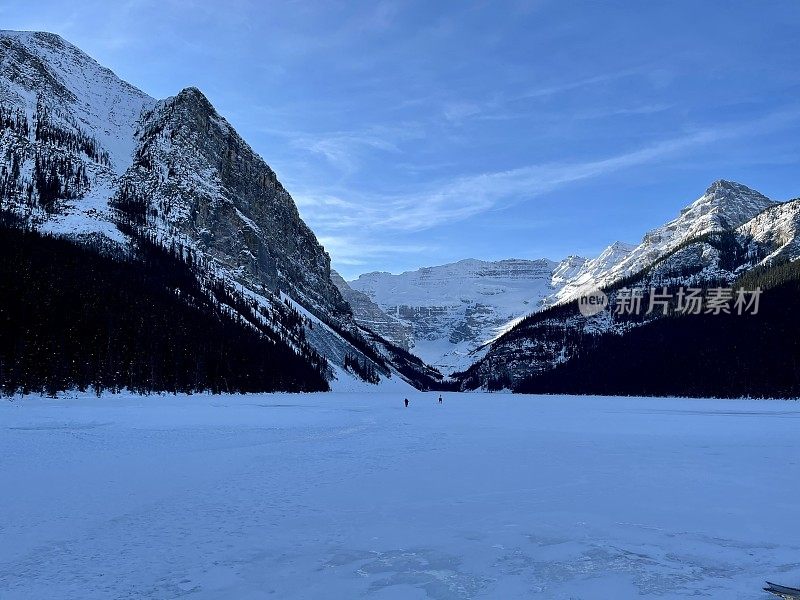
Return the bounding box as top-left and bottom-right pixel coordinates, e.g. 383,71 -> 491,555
330,270 -> 413,350
552,180 -> 777,304
349,180 -> 787,376
0,30 -> 408,388
549,255 -> 589,287
547,241 -> 635,307
739,197 -> 800,263
350,258 -> 559,372
0,30 -> 155,241
0,30 -> 154,168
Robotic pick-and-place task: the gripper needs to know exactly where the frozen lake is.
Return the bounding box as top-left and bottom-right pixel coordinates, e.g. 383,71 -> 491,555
1,392 -> 799,599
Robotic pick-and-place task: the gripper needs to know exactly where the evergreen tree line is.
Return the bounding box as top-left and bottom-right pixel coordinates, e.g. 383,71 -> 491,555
513,260 -> 800,398
0,214 -> 329,396
0,150 -> 25,206
112,222 -> 324,369
0,105 -> 30,137
34,99 -> 110,165
323,317 -> 391,376
33,152 -> 90,209
113,180 -> 152,226
1,104 -> 30,207
1,100 -> 99,213
343,353 -> 380,384
456,233 -> 800,396
116,220 -> 329,381
358,327 -> 451,391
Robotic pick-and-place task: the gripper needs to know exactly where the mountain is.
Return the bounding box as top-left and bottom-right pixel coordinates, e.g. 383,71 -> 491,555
349,258 -> 565,373
513,263 -> 800,399
348,180 -> 783,378
456,182 -> 800,396
545,241 -> 635,307
331,270 -> 414,350
548,180 -> 777,305
0,30 -> 418,393
0,214 -> 329,395
3,30 -> 796,398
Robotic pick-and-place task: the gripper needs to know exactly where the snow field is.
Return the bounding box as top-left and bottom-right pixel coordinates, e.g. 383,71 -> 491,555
1,392 -> 798,598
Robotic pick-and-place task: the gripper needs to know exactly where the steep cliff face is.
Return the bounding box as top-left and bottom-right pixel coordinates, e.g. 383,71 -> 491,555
350,258 -> 559,373
0,29 -> 405,387
120,87 -> 352,325
331,270 -> 413,350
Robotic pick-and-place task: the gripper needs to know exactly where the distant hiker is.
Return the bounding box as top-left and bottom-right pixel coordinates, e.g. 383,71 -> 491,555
438,395 -> 443,404
404,398 -> 409,408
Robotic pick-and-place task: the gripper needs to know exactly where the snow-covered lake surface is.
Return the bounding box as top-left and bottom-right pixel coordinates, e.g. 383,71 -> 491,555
1,392 -> 798,599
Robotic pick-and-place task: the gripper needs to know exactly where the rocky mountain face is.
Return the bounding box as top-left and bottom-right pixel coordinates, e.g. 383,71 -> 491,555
349,258 -> 563,373
348,180 -> 786,378
0,30 -> 411,388
331,271 -> 414,350
4,30 -> 798,396
119,87 -> 352,325
548,180 -> 777,306
457,183 -> 800,392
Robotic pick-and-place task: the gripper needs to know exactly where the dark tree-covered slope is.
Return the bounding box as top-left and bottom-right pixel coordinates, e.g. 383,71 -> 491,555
515,261 -> 800,399
0,217 -> 329,395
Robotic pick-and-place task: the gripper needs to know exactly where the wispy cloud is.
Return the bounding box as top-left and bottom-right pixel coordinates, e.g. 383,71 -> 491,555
298,108 -> 800,239
440,68 -> 646,124
292,132 -> 401,174
254,122 -> 424,178
317,235 -> 436,270
442,101 -> 483,122
513,69 -> 643,102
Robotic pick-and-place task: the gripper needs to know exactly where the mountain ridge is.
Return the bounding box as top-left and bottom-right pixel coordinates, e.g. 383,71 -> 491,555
348,179 -> 791,376
455,181 -> 800,392
0,28 -> 422,391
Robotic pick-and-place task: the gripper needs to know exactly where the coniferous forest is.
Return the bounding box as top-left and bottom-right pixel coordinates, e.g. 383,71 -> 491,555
0,214 -> 329,396
514,261 -> 800,398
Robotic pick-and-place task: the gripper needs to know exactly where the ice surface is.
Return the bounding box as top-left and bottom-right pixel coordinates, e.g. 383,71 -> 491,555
1,393 -> 798,599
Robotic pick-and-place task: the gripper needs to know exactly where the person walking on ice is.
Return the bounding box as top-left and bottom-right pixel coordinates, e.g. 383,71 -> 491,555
404,398 -> 409,408
438,395 -> 443,404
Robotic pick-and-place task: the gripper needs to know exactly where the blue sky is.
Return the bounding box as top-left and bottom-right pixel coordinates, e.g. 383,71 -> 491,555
3,1 -> 800,278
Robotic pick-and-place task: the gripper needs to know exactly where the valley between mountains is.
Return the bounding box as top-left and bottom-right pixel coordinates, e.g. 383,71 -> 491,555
2,30 -> 799,398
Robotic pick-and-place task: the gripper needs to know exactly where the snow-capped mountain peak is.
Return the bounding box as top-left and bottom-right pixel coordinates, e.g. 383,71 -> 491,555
0,30 -> 155,171
674,179 -> 775,235
349,258 -> 560,372
547,241 -> 636,306
0,29 -> 426,388
550,255 -> 589,287
550,180 -> 777,305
